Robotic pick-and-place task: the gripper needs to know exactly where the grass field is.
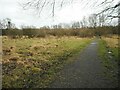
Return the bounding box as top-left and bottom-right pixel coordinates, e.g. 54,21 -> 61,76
98,35 -> 119,85
102,35 -> 119,59
0,36 -> 2,64
2,36 -> 92,88
100,35 -> 119,61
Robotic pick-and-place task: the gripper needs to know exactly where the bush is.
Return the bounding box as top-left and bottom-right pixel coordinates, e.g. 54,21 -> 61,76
2,26 -> 118,38
4,29 -> 23,38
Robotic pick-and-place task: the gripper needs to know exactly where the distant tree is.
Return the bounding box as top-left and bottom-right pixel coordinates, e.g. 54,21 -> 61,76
0,20 -> 4,29
88,14 -> 97,28
98,14 -> 107,27
80,21 -> 84,28
0,18 -> 16,29
72,21 -> 80,29
0,19 -> 7,29
57,24 -> 62,29
82,16 -> 88,28
7,19 -> 11,29
21,25 -> 36,29
52,25 -> 58,29
40,26 -> 50,29
62,23 -> 71,29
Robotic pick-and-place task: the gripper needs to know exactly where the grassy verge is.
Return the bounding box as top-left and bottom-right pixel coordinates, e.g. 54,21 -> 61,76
2,36 -> 93,88
98,35 -> 119,86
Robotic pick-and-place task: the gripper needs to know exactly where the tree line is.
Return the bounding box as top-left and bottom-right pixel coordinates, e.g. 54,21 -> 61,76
0,11 -> 118,38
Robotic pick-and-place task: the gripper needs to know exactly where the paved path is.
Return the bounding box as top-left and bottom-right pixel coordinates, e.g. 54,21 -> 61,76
48,39 -> 116,88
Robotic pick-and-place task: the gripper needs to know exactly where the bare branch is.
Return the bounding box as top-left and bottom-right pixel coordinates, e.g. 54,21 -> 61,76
100,0 -> 114,5
96,2 -> 120,16
52,0 -> 55,17
21,0 -> 119,22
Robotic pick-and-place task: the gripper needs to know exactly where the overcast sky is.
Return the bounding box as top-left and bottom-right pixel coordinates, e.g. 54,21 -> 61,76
0,0 -> 118,28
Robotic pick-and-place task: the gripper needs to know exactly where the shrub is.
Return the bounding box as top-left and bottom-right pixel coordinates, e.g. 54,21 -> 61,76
2,26 -> 118,38
4,29 -> 23,38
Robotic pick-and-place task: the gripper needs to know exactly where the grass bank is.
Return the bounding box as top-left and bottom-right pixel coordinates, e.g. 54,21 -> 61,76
98,35 -> 119,87
2,36 -> 93,88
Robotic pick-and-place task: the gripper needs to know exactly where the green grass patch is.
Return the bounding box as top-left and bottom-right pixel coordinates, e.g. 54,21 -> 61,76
98,39 -> 107,60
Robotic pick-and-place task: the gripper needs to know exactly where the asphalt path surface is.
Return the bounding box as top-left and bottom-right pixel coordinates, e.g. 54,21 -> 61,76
48,39 -> 117,88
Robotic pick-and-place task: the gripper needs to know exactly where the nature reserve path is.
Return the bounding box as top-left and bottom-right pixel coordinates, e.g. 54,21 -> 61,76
48,39 -> 116,88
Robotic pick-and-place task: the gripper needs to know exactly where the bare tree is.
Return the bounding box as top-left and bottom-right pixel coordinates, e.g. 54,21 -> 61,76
88,14 -> 97,28
97,1 -> 120,16
21,0 -> 119,26
72,21 -> 80,29
119,5 -> 120,26
21,0 -> 73,17
0,18 -> 16,30
0,19 -> 7,29
0,20 -> 4,29
57,24 -> 62,29
82,16 -> 88,28
0,18 -> 9,29
22,0 -> 119,17
7,18 -> 11,29
98,14 -> 104,27
80,20 -> 85,28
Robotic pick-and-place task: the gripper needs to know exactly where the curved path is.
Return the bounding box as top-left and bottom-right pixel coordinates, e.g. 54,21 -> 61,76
48,39 -> 117,88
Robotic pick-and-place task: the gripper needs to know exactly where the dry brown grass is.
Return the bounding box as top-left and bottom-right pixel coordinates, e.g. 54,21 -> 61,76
102,35 -> 119,48
0,36 -> 2,64
2,36 -> 92,88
